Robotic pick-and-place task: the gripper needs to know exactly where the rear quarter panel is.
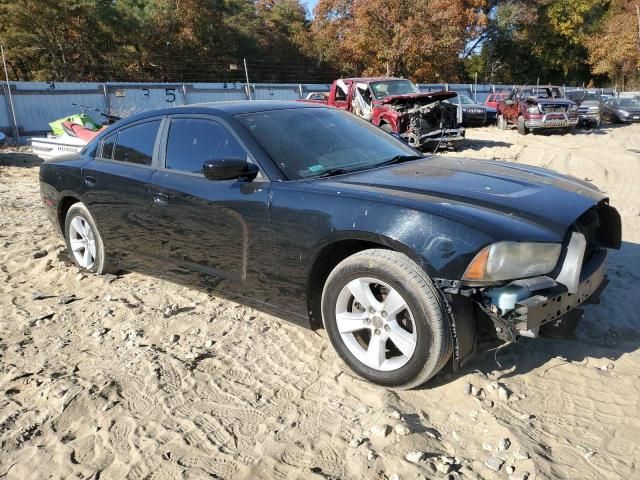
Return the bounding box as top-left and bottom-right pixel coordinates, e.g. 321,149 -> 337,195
39,154 -> 92,235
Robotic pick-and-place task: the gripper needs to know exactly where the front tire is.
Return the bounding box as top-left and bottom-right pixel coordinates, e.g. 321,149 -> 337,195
321,249 -> 452,389
64,202 -> 112,274
517,115 -> 528,135
497,114 -> 508,130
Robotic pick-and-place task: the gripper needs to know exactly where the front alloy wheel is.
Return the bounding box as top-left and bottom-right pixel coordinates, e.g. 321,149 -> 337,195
335,277 -> 417,371
322,249 -> 452,389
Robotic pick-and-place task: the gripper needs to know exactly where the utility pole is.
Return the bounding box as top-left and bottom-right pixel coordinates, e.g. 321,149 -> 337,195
1,45 -> 20,145
243,58 -> 252,101
636,5 -> 640,50
474,72 -> 478,102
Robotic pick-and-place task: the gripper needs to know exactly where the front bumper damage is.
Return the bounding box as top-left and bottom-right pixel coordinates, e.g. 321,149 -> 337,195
525,113 -> 579,129
495,249 -> 607,340
405,127 -> 465,148
439,201 -> 621,369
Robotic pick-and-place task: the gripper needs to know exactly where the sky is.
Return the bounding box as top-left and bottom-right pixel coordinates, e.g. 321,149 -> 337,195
301,0 -> 318,16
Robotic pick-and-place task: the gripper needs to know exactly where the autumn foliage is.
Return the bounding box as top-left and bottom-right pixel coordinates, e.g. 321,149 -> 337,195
0,0 -> 638,87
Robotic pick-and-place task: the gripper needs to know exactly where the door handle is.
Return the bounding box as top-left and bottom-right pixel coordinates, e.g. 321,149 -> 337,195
84,176 -> 97,187
153,192 -> 169,205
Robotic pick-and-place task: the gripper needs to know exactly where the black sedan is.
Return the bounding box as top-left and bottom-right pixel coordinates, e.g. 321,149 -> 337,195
448,94 -> 489,126
602,97 -> 640,123
39,101 -> 621,389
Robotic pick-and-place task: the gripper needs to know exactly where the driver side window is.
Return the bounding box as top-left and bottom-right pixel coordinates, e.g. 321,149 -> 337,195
164,118 -> 247,175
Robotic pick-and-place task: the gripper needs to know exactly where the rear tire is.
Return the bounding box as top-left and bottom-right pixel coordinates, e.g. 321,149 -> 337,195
517,115 -> 528,135
321,249 -> 452,389
63,202 -> 113,274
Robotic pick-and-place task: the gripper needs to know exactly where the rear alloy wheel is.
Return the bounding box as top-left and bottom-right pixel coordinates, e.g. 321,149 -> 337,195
321,249 -> 452,389
64,202 -> 112,274
517,115 -> 528,135
497,114 -> 508,130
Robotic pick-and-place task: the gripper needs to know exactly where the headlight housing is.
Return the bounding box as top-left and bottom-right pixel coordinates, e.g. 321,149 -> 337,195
527,106 -> 539,114
618,109 -> 629,116
569,104 -> 578,111
462,242 -> 562,283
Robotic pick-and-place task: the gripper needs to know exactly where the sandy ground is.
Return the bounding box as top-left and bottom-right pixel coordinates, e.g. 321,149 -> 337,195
1,123 -> 639,480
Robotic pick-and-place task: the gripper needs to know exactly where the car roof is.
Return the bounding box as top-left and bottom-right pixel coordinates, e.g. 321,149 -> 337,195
343,77 -> 408,83
117,100 -> 326,124
517,85 -> 563,89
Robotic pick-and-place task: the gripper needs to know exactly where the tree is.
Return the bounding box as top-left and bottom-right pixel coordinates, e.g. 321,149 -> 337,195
311,0 -> 486,82
586,0 -> 640,88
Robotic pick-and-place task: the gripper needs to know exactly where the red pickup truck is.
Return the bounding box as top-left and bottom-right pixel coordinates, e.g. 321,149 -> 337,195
301,77 -> 465,150
497,85 -> 579,134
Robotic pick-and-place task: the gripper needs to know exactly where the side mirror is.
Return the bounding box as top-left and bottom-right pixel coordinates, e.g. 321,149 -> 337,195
203,158 -> 259,181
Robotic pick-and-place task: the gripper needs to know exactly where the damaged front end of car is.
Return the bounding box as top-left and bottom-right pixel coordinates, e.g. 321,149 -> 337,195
438,200 -> 621,368
381,92 -> 465,150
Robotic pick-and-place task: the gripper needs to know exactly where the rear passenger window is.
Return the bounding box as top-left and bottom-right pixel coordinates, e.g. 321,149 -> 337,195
102,133 -> 116,160
165,118 -> 247,174
112,120 -> 160,166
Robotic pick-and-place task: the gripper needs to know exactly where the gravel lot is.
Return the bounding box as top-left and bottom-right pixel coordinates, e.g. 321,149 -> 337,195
1,124 -> 639,479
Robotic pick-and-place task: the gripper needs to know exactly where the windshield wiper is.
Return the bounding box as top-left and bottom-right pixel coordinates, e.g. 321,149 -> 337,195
314,168 -> 353,178
376,154 -> 424,167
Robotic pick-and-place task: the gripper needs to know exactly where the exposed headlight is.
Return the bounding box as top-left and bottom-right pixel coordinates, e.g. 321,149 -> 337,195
619,110 -> 629,116
527,106 -> 539,114
462,242 -> 562,283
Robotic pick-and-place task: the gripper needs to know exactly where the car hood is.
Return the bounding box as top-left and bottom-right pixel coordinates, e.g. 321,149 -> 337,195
579,100 -> 601,107
380,91 -> 458,107
319,156 -> 605,239
615,106 -> 640,113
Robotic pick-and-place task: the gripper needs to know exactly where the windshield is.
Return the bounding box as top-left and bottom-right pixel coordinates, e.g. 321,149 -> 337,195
370,80 -> 420,99
237,108 -> 419,180
459,95 -> 476,105
615,98 -> 640,108
520,87 -> 564,99
566,91 -> 599,102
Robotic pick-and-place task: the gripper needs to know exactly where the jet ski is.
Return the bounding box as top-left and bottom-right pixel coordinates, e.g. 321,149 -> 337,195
31,104 -> 120,160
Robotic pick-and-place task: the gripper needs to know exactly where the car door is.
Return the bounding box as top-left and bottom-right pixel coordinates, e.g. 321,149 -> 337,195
81,117 -> 164,268
148,114 -> 272,299
333,80 -> 352,111
504,90 -> 519,121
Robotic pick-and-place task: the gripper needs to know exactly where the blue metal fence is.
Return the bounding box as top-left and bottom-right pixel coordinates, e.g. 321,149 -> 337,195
0,81 -> 618,141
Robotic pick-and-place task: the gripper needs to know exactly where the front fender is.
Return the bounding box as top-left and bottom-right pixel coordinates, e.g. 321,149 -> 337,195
308,200 -> 493,280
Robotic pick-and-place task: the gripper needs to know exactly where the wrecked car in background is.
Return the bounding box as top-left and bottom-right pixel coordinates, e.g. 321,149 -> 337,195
300,77 -> 465,150
497,85 -> 579,134
565,90 -> 602,128
447,94 -> 491,126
